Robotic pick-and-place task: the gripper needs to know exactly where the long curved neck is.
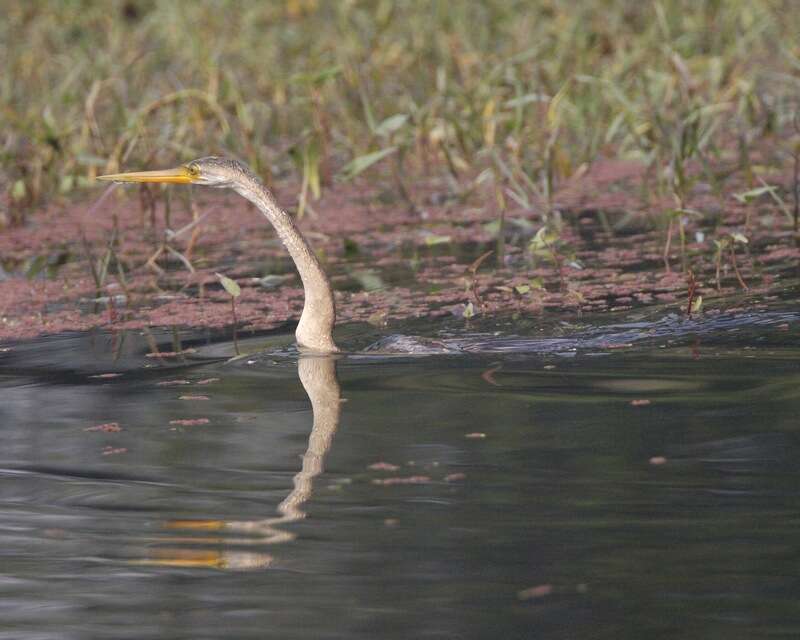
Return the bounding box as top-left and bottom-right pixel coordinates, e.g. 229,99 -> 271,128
232,171 -> 338,353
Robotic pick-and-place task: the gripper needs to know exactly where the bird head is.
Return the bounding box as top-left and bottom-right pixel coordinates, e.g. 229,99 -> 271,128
97,156 -> 246,188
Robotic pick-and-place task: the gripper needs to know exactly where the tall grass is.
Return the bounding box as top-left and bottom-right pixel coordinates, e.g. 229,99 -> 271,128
2,1 -> 799,216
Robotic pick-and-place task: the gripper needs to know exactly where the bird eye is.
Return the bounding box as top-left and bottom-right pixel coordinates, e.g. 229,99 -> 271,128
187,164 -> 200,176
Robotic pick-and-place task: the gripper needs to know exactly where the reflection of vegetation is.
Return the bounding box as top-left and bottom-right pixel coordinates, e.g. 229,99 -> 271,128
3,1 -> 800,226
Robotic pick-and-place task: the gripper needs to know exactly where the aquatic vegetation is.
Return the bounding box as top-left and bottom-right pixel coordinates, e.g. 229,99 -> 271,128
169,418 -> 210,427
712,232 -> 750,291
84,422 -> 122,433
216,271 -> 242,353
3,2 -> 799,216
4,5 -> 800,627
2,2 -> 800,341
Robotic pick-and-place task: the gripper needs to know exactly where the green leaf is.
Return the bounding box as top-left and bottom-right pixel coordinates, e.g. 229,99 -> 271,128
690,294 -> 703,314
483,219 -> 502,236
305,139 -> 321,200
25,255 -> 47,279
730,232 -> 748,244
75,154 -> 108,167
374,114 -> 408,137
339,147 -> 397,181
257,274 -> 292,289
423,234 -> 451,246
290,65 -> 342,86
463,302 -> 476,319
547,82 -> 570,128
216,272 -> 241,298
343,237 -> 360,257
733,186 -> 775,203
59,175 -> 74,193
529,226 -> 559,251
503,93 -> 549,109
514,284 -> 531,295
11,180 -> 26,201
350,269 -> 385,292
507,217 -> 537,232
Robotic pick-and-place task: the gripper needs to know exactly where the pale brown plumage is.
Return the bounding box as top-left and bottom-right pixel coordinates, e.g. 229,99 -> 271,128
99,157 -> 338,353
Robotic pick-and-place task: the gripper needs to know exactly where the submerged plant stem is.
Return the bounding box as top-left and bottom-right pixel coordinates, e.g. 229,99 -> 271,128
231,297 -> 240,356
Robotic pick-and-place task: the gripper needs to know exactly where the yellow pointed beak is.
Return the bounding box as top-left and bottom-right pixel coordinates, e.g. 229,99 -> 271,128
97,166 -> 196,184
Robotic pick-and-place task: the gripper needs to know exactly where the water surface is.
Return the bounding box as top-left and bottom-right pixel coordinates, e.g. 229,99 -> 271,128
2,309 -> 800,639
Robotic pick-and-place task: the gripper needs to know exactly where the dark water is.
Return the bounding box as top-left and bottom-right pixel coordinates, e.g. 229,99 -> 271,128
2,308 -> 800,639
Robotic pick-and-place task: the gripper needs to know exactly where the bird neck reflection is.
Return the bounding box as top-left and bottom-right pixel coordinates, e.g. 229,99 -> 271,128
142,356 -> 341,570
276,354 -> 341,523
